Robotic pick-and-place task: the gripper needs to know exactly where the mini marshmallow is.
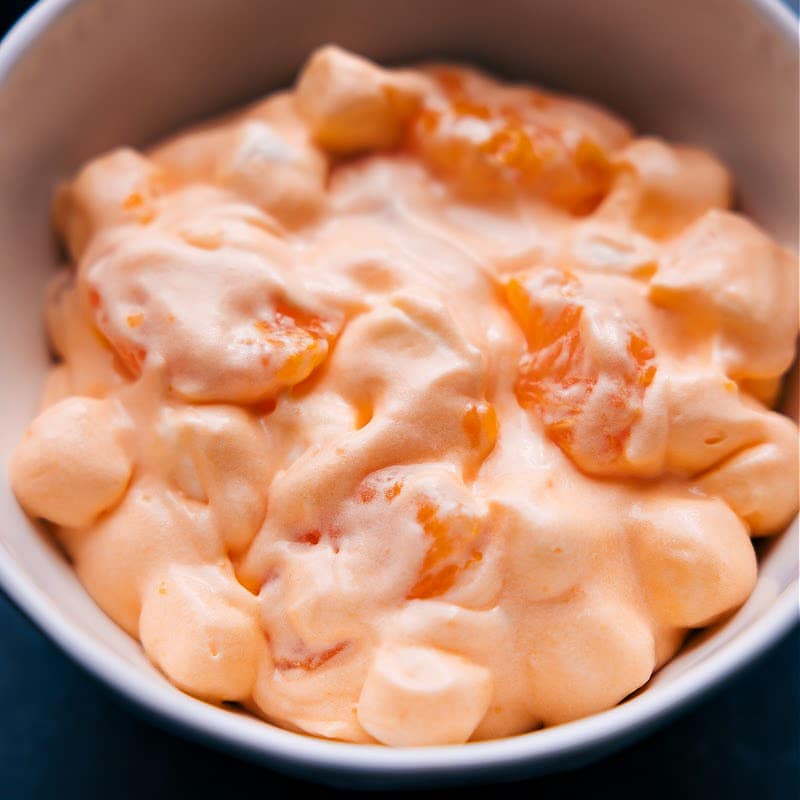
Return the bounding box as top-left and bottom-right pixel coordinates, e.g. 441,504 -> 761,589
215,119 -> 327,226
357,645 -> 492,745
54,148 -> 166,260
631,496 -> 757,627
526,596 -> 656,725
10,396 -> 131,528
650,210 -> 798,380
296,45 -> 424,154
697,413 -> 799,536
139,564 -> 261,702
613,138 -> 731,239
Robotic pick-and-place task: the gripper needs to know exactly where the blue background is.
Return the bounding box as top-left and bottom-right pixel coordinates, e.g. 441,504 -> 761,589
1,1 -> 798,796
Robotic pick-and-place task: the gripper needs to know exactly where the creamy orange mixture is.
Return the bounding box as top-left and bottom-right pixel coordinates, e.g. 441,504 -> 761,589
9,46 -> 799,745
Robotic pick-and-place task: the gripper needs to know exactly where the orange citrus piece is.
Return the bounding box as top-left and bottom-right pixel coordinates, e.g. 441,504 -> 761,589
506,269 -> 656,473
407,500 -> 483,600
408,69 -> 615,213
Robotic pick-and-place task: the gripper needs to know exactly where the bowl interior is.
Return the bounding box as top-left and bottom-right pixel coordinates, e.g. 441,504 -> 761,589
0,0 -> 797,788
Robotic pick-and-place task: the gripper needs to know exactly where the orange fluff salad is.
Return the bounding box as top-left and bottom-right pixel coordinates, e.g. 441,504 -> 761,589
9,46 -> 798,746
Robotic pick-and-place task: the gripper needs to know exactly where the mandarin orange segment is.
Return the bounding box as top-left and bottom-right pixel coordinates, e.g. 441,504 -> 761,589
79,216 -> 341,402
506,270 -> 657,473
436,68 -> 465,95
122,192 -> 144,210
112,341 -> 148,376
122,190 -> 157,225
407,501 -> 481,600
628,331 -> 655,363
408,72 -> 615,212
408,563 -> 460,600
354,474 -> 483,599
462,401 -> 498,458
384,481 -> 402,501
296,529 -> 322,545
629,332 -> 657,388
87,269 -> 334,399
253,314 -> 328,385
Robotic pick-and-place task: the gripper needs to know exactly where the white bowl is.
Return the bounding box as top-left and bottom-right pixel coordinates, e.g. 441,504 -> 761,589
0,0 -> 797,788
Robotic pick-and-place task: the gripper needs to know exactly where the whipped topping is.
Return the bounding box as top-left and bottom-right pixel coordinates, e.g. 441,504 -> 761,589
9,45 -> 798,745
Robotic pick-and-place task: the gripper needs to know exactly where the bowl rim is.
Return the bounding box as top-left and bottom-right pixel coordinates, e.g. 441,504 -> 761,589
0,0 -> 798,783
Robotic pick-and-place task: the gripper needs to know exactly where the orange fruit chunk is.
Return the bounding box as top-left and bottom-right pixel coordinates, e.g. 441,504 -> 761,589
506,269 -> 657,473
295,529 -> 322,545
253,304 -> 329,386
462,401 -> 498,457
408,70 -> 615,213
384,481 -> 402,501
87,274 -> 332,400
356,472 -> 483,600
407,501 -> 482,600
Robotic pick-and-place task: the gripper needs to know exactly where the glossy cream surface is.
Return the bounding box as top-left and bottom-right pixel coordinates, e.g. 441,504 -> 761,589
9,46 -> 799,745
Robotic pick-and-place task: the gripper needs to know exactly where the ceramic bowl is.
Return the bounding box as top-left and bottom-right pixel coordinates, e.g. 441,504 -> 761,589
0,0 -> 797,788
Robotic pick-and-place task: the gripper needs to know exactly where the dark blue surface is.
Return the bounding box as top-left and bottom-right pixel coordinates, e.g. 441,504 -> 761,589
1,1 -> 799,797
1,594 -> 797,798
